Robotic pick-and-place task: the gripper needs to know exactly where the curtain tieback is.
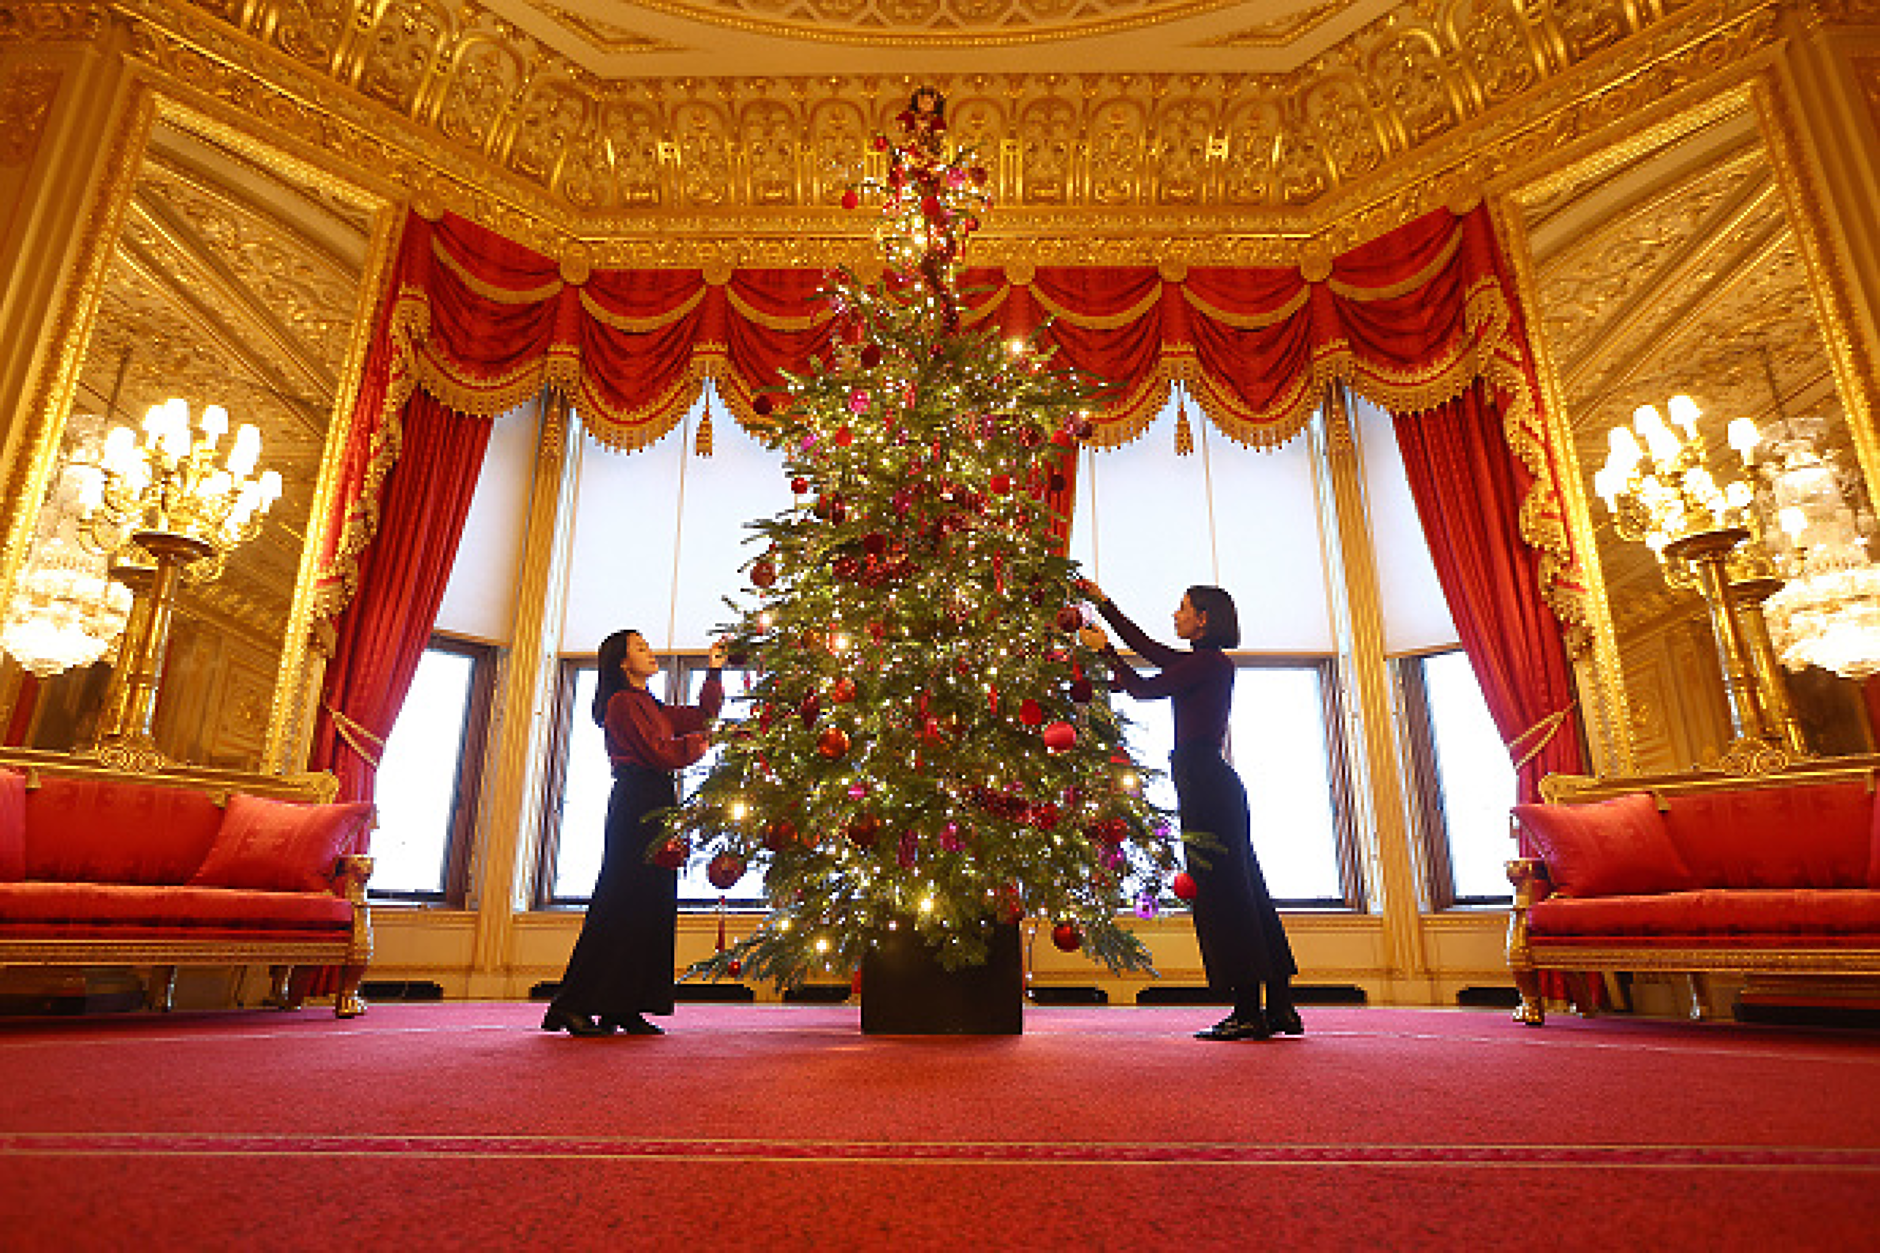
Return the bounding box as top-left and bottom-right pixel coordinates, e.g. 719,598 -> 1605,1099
1508,702 -> 1576,772
324,703 -> 385,769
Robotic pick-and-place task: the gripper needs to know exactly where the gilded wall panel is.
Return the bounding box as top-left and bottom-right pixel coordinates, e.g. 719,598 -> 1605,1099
1088,95 -> 1145,206
742,97 -> 800,206
807,96 -> 869,205
358,0 -> 453,117
1221,96 -> 1285,206
511,78 -> 591,187
1019,92 -> 1079,204
267,0 -> 348,74
1303,72 -> 1385,184
1368,26 -> 1461,146
435,36 -> 528,150
671,98 -> 734,207
1152,94 -> 1214,204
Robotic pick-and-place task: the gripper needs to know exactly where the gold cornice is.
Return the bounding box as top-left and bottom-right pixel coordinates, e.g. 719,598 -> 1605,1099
48,0 -> 1780,256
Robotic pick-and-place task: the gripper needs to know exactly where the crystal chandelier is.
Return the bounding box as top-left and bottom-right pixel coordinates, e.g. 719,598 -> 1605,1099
0,536 -> 132,677
1751,414 -> 1880,679
0,418 -> 136,678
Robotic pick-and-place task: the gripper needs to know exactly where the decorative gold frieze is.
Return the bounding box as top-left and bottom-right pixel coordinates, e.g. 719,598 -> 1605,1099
618,0 -> 1256,45
78,0 -> 1780,243
0,62 -> 62,166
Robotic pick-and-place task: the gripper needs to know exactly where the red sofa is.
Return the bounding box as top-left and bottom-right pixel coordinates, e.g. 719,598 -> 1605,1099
1506,755 -> 1880,1025
0,749 -> 375,1017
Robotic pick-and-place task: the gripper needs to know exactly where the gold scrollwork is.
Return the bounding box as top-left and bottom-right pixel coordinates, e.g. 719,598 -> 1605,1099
0,62 -> 61,167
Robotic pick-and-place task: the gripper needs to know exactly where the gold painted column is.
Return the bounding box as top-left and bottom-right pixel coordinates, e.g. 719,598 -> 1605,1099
1309,385 -> 1432,1003
1762,13 -> 1880,498
464,389 -> 583,999
0,15 -> 143,602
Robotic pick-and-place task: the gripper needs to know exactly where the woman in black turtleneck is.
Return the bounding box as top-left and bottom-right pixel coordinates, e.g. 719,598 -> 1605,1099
1080,581 -> 1299,1041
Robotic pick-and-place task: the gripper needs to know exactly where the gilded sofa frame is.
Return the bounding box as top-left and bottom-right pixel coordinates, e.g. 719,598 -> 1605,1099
1506,752 -> 1880,1026
0,748 -> 374,1018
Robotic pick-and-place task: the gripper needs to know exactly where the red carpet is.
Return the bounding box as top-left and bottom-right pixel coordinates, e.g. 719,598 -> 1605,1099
3,1003 -> 1878,1249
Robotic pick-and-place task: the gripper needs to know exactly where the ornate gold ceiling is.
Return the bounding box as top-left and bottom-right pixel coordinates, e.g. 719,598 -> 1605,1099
92,0 -> 1773,248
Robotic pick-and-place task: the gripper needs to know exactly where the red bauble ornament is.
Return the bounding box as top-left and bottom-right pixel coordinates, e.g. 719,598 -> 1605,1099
1055,605 -> 1083,631
653,837 -> 688,869
762,819 -> 796,852
1051,921 -> 1083,952
832,555 -> 861,580
840,189 -> 860,211
1018,698 -> 1044,727
846,814 -> 881,848
1172,871 -> 1198,902
1051,429 -> 1074,447
860,344 -> 882,369
817,726 -> 852,759
990,473 -> 1012,494
1068,677 -> 1094,704
1041,720 -> 1076,752
706,852 -> 745,890
829,676 -> 857,703
834,426 -> 854,447
862,532 -> 888,556
753,395 -> 774,416
727,958 -> 743,977
750,559 -> 777,589
874,135 -> 889,151
791,476 -> 810,494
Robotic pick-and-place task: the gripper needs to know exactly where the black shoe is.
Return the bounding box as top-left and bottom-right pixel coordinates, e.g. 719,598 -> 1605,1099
541,1005 -> 608,1037
1265,1005 -> 1304,1036
600,1013 -> 664,1036
1194,1014 -> 1271,1041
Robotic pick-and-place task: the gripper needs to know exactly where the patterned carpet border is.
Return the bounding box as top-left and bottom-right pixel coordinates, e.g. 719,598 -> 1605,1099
6,1132 -> 1878,1171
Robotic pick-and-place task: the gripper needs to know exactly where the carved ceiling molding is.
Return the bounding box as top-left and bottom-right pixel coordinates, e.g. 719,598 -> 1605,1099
1201,1 -> 1346,47
6,0 -> 1773,259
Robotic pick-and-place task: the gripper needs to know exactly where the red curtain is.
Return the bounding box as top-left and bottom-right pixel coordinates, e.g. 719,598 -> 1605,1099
310,392 -> 494,806
1393,382 -> 1586,807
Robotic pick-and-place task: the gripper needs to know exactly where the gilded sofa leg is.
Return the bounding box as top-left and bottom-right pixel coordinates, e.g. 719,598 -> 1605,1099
1505,858 -> 1547,1026
1569,971 -> 1600,1018
263,965 -> 296,1009
144,966 -> 177,1012
1511,968 -> 1547,1026
335,965 -> 368,1018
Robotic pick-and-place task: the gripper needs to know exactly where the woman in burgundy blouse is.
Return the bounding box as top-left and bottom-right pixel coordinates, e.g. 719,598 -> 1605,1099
543,629 -> 724,1037
1081,582 -> 1299,1041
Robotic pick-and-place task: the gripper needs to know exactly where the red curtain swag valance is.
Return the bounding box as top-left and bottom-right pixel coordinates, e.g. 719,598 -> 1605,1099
308,203 -> 1589,822
314,204 -> 1588,633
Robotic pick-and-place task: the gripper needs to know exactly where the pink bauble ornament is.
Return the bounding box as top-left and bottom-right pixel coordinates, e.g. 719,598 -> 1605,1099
1134,893 -> 1160,921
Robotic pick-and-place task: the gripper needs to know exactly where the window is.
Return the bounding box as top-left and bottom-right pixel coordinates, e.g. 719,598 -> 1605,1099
370,637 -> 495,903
1111,653 -> 1356,909
1399,648 -> 1518,905
539,653 -> 764,907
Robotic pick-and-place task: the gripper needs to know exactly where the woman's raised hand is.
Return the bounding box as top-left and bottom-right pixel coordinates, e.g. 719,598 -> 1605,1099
1079,624 -> 1110,651
706,639 -> 728,668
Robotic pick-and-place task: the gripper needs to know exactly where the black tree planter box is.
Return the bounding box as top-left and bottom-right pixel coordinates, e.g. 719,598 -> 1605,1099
860,921 -> 1024,1035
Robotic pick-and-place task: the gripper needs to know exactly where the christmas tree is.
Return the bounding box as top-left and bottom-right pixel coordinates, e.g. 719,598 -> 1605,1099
669,87 -> 1177,988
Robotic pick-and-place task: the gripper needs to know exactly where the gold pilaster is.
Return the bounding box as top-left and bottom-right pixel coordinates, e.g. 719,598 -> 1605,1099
1757,25 -> 1880,510
0,26 -> 147,628
465,388 -> 583,998
1309,384 -> 1429,999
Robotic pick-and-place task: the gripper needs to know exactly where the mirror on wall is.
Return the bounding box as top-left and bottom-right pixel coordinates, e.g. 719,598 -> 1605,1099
8,112 -> 377,768
1519,106 -> 1877,772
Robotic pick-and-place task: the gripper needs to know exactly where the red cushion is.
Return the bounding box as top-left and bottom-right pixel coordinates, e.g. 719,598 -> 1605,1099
0,881 -> 355,930
1661,781 -> 1874,890
188,793 -> 373,893
1529,889 -> 1880,943
1512,792 -> 1696,898
21,776 -> 226,885
0,769 -> 23,881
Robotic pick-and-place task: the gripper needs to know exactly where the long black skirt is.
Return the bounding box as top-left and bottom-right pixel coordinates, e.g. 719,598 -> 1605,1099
1170,742 -> 1297,997
551,764 -> 679,1018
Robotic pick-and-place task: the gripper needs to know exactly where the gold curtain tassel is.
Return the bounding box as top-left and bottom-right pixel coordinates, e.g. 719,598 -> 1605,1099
695,409 -> 714,458
1174,407 -> 1194,456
